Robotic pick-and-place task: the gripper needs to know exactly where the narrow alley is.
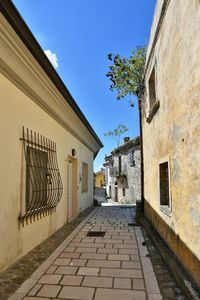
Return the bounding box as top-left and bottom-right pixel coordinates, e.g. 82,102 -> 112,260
5,207 -> 186,300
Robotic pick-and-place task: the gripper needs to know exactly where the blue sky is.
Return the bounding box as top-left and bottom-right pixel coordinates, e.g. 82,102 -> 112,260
13,0 -> 156,171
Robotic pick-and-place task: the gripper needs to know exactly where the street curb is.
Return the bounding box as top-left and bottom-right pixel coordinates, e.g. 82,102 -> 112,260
140,215 -> 200,300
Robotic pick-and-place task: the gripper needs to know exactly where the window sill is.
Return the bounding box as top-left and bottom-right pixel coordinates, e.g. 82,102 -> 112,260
146,100 -> 160,123
160,205 -> 172,217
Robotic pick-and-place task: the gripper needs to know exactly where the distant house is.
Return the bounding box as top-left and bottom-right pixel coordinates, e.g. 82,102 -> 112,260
104,137 -> 141,204
95,169 -> 105,187
0,1 -> 103,272
141,0 -> 200,289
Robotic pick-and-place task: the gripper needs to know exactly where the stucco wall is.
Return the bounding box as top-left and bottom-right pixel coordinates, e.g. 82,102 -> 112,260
142,0 -> 200,287
0,73 -> 94,272
95,173 -> 105,187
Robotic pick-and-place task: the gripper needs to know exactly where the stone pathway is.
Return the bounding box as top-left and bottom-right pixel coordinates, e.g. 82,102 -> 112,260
8,207 -> 162,300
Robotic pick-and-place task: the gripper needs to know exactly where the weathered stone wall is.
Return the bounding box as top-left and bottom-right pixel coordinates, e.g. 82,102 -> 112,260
111,146 -> 141,204
142,0 -> 200,288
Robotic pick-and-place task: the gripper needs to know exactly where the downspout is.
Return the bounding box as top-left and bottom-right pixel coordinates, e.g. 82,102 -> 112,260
138,98 -> 144,214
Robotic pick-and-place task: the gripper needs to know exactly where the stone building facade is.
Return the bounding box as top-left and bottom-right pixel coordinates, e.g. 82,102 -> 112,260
104,137 -> 141,204
142,0 -> 200,290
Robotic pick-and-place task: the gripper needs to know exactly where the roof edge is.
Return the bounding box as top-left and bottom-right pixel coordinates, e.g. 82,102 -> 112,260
0,0 -> 103,148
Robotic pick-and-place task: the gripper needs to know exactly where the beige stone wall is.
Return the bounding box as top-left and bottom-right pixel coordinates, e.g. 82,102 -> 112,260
0,73 -> 94,272
142,0 -> 200,275
0,13 -> 100,272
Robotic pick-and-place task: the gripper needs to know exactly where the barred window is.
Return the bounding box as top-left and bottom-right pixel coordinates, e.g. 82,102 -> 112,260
82,162 -> 88,192
26,147 -> 48,210
20,127 -> 63,220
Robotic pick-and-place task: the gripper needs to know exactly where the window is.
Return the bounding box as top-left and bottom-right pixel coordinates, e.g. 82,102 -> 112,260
118,156 -> 122,174
149,67 -> 156,110
20,127 -> 63,220
82,162 -> 88,192
159,162 -> 170,206
146,66 -> 160,123
26,147 -> 48,211
130,151 -> 135,167
122,188 -> 126,197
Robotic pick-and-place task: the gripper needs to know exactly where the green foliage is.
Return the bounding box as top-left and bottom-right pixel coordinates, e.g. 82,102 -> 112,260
106,46 -> 146,106
104,124 -> 129,147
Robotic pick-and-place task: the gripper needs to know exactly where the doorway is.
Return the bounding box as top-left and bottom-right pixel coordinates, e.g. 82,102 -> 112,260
67,157 -> 78,222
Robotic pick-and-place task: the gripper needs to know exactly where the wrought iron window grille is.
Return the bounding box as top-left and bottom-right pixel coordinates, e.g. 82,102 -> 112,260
19,127 -> 63,221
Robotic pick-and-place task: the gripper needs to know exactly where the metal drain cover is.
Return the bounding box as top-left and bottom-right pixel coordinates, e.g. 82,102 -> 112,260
86,231 -> 106,237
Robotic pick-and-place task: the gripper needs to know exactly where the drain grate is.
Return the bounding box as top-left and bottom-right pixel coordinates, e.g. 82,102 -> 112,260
86,231 -> 106,237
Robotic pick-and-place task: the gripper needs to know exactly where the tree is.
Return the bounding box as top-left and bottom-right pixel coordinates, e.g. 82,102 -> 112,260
106,46 -> 146,106
104,124 -> 129,147
106,46 -> 147,212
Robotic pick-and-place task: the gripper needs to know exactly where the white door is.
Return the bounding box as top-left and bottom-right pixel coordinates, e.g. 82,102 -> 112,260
68,161 -> 73,220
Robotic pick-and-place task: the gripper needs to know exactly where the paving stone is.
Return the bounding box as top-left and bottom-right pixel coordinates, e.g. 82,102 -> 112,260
87,259 -> 120,268
108,254 -> 130,261
123,240 -> 137,244
101,239 -> 123,244
63,247 -> 76,252
37,284 -> 61,297
81,238 -> 95,243
112,235 -> 131,240
69,259 -> 87,267
59,252 -> 81,259
141,257 -> 154,272
30,260 -> 53,279
16,279 -> 38,294
130,254 -> 140,261
119,249 -> 138,255
80,253 -> 107,260
60,275 -> 83,286
94,288 -> 146,300
114,244 -> 138,249
82,276 -> 113,288
97,248 -> 118,254
3,207 -> 186,300
114,278 -> 131,289
144,271 -> 160,294
122,261 -> 141,269
9,294 -> 26,300
70,242 -> 105,248
100,268 -> 143,278
23,297 -> 48,300
28,284 -> 42,296
132,278 -> 145,290
53,258 -> 71,266
75,247 -> 97,253
55,266 -> 78,275
59,286 -> 94,300
46,265 -> 57,274
38,274 -> 62,284
77,267 -> 100,276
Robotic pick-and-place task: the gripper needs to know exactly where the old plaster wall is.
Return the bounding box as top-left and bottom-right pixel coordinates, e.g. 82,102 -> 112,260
0,73 -> 94,272
142,0 -> 200,287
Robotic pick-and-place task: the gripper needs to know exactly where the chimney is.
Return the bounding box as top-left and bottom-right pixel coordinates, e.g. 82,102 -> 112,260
123,137 -> 130,144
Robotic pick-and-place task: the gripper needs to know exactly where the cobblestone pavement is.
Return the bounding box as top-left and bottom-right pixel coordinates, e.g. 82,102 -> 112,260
8,207 -> 163,300
0,207 -> 94,300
